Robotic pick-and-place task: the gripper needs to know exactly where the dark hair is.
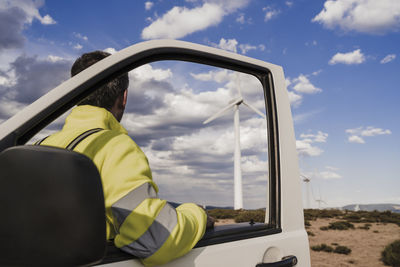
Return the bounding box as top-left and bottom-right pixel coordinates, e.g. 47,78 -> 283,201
71,50 -> 129,110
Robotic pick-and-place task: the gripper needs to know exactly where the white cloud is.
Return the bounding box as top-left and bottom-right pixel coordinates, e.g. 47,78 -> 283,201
73,32 -> 88,41
300,131 -> 328,143
305,40 -> 318,46
312,70 -> 322,76
190,69 -> 230,83
286,74 -> 321,108
319,170 -> 342,179
346,126 -> 392,137
303,166 -> 342,180
217,38 -> 238,53
206,0 -> 249,13
329,49 -> 365,65
236,14 -> 245,24
288,91 -> 302,107
286,1 -> 293,7
212,38 -> 265,55
241,156 -> 268,173
296,140 -> 323,157
292,74 -> 322,94
141,1 -> 248,39
285,78 -> 291,87
189,68 -> 265,110
0,99 -> 26,118
263,7 -> 280,22
73,43 -> 82,50
325,166 -> 339,171
296,130 -> 328,157
238,44 -> 257,54
47,55 -> 64,63
348,135 -> 365,144
346,126 -> 391,143
380,54 -> 396,64
41,14 -> 56,25
145,1 -> 154,11
103,47 -> 117,54
0,0 -> 56,25
361,127 -> 391,137
130,64 -> 172,82
142,3 -> 223,39
312,0 -> 400,34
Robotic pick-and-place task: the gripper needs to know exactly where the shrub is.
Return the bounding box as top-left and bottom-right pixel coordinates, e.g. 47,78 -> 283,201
328,221 -> 355,230
381,240 -> 400,266
311,244 -> 333,253
320,226 -> 329,231
307,231 -> 315,236
358,223 -> 371,230
304,209 -> 343,220
207,209 -> 238,219
334,246 -> 352,255
305,220 -> 311,227
234,209 -> 265,223
343,213 -> 362,223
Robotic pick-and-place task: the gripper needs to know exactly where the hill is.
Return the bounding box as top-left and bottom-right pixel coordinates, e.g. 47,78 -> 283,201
342,203 -> 400,213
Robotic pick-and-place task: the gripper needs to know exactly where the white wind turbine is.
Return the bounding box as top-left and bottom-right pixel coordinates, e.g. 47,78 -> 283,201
203,73 -> 266,210
315,187 -> 327,209
300,174 -> 312,209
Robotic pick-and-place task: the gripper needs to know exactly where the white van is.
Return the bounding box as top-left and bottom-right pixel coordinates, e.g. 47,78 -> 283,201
0,40 -> 310,267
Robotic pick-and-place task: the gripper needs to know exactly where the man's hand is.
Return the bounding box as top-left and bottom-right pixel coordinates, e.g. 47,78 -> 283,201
198,205 -> 215,230
206,213 -> 215,230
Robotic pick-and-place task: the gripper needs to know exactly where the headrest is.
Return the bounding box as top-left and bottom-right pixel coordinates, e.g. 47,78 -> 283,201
0,145 -> 106,266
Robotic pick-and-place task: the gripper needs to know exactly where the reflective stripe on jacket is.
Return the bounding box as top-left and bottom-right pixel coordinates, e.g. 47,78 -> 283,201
40,105 -> 207,266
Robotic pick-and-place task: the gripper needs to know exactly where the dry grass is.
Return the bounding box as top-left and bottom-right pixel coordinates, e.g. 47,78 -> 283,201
210,209 -> 400,266
308,218 -> 400,266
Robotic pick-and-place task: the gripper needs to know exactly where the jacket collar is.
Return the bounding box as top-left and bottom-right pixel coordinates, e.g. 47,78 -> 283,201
63,105 -> 128,134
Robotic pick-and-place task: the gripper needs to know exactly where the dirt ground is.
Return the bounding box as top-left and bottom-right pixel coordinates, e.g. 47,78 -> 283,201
214,218 -> 400,266
307,218 -> 400,267
215,218 -> 235,225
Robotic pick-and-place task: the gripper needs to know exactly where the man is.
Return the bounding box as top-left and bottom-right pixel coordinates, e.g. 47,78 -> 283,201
39,51 -> 213,266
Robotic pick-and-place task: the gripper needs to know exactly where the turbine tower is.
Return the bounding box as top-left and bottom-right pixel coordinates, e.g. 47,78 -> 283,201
315,188 -> 327,209
203,73 -> 266,210
301,174 -> 311,209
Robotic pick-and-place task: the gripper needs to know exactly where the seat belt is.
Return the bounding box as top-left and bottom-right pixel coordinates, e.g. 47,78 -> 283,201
35,128 -> 103,151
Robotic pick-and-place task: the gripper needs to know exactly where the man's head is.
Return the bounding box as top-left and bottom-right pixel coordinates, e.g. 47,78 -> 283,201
71,51 -> 129,121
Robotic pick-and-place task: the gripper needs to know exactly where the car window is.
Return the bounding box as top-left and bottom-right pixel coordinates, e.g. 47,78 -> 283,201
124,61 -> 269,227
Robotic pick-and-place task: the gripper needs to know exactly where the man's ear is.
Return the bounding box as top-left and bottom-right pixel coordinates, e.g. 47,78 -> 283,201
122,89 -> 128,108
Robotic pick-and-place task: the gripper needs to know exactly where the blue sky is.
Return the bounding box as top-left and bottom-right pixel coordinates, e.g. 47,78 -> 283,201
0,0 -> 399,209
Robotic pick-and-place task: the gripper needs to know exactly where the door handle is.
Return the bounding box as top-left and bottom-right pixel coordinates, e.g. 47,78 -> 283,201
256,255 -> 297,267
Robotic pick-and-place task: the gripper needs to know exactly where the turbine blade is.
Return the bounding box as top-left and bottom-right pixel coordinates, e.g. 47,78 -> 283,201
242,101 -> 266,119
203,102 -> 236,124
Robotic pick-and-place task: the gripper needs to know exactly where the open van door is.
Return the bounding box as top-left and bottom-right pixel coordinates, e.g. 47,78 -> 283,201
0,40 -> 310,267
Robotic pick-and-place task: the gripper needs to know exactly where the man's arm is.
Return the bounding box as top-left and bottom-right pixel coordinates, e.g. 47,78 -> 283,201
100,134 -> 207,266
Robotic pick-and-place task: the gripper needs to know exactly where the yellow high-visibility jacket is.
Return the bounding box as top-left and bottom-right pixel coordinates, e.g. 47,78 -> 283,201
40,105 -> 207,266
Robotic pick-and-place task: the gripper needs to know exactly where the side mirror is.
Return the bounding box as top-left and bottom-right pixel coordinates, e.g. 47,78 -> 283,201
0,145 -> 106,266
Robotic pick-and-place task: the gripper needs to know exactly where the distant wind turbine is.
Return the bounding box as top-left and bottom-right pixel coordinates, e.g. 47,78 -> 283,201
301,174 -> 312,209
315,187 -> 327,209
203,73 -> 266,210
